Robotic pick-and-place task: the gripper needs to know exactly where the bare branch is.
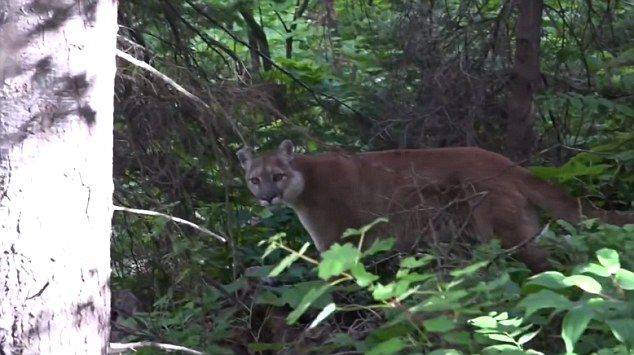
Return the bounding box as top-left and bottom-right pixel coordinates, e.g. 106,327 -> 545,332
115,49 -> 209,109
116,48 -> 247,144
109,341 -> 204,354
113,205 -> 227,243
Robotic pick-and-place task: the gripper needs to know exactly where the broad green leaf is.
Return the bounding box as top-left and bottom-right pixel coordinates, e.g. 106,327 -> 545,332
400,255 -> 435,269
562,305 -> 594,354
596,248 -> 621,274
469,316 -> 497,329
605,319 -> 634,346
526,271 -> 567,289
269,242 -> 310,277
366,337 -> 407,355
423,315 -> 456,333
576,263 -> 611,277
350,263 -> 379,287
286,284 -> 331,324
517,290 -> 573,317
562,275 -> 603,294
318,243 -> 361,280
309,302 -> 336,329
615,269 -> 634,290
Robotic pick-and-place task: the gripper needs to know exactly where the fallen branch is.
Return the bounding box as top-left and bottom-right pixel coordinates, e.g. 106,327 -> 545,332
109,341 -> 204,354
113,205 -> 227,243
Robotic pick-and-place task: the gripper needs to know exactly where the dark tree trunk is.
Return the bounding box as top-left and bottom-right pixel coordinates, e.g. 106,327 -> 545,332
0,0 -> 117,352
505,0 -> 544,162
240,9 -> 273,71
285,0 -> 310,59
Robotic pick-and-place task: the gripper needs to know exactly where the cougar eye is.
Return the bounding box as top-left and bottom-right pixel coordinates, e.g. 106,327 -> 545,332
249,177 -> 260,185
273,173 -> 286,182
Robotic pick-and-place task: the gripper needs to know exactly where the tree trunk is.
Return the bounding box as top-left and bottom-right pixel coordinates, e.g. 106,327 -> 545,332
0,0 -> 118,353
240,9 -> 273,71
505,0 -> 544,162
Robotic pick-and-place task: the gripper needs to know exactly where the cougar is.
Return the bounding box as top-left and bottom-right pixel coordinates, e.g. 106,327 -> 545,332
237,140 -> 633,271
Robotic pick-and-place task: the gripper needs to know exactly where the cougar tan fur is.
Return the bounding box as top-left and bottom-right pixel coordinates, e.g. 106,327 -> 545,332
237,140 -> 633,272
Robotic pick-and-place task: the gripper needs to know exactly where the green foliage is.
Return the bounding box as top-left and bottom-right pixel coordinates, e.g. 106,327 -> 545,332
519,248 -> 634,354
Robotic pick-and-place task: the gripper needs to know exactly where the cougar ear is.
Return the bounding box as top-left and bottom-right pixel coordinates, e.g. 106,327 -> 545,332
278,139 -> 294,158
236,147 -> 253,169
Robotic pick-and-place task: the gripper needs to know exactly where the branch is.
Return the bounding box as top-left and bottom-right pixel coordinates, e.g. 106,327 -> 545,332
116,48 -> 247,145
109,341 -> 204,355
116,49 -> 209,109
113,205 -> 227,243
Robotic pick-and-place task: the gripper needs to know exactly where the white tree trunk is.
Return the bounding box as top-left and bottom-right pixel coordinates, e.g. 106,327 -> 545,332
0,0 -> 118,353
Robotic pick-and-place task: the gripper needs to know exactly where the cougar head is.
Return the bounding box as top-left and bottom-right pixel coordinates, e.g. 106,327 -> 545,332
237,139 -> 305,207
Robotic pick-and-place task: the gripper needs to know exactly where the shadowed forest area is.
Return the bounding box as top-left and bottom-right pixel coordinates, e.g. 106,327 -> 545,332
107,0 -> 633,354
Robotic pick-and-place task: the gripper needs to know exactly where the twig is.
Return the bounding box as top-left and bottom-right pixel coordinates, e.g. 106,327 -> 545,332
113,205 -> 227,243
109,341 -> 204,354
499,222 -> 551,256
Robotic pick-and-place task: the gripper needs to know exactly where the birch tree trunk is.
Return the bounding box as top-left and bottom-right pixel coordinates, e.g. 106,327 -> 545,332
0,0 -> 118,353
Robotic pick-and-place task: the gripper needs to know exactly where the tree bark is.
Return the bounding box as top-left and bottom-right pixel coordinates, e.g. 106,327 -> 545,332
505,0 -> 544,162
0,0 -> 118,353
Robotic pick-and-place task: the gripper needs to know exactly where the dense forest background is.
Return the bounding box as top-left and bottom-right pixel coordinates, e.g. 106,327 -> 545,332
110,0 -> 634,354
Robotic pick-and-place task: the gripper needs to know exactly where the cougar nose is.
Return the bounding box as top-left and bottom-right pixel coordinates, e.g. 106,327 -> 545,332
259,193 -> 276,205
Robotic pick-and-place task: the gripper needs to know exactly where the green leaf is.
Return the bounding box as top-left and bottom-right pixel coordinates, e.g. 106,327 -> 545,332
562,275 -> 603,294
469,316 -> 497,329
481,344 -> 525,354
269,242 -> 310,277
517,290 -> 573,317
526,271 -> 567,289
423,316 -> 457,333
450,261 -> 489,277
286,284 -> 331,324
364,238 -> 395,256
577,263 -> 611,278
400,255 -> 435,269
486,333 -> 516,343
562,305 -> 594,354
517,329 -> 540,345
309,302 -> 336,329
318,243 -> 361,280
366,337 -> 407,355
428,350 -> 462,355
605,319 -> 634,346
350,263 -> 379,287
615,269 -> 634,290
372,282 -> 396,301
596,248 -> 621,274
